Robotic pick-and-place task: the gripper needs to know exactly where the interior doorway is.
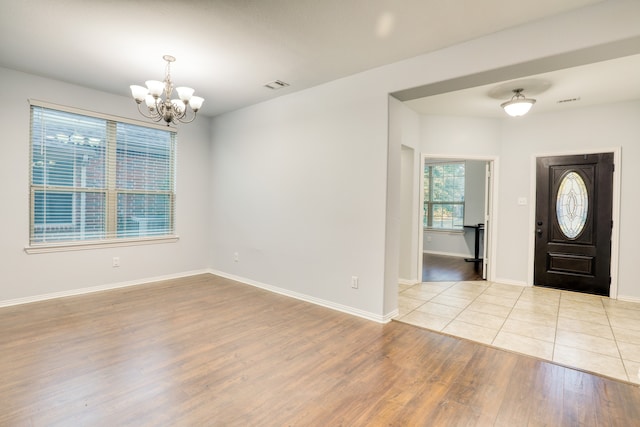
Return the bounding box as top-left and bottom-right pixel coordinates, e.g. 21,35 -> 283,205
418,154 -> 496,282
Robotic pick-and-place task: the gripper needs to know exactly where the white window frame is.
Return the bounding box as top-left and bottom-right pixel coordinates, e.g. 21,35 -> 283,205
25,100 -> 178,254
423,161 -> 465,231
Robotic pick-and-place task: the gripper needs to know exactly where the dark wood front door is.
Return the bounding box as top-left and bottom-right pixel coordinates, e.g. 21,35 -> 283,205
534,153 -> 614,296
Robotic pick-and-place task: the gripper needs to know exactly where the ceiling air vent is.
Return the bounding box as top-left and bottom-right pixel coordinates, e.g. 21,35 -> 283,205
264,80 -> 290,90
557,97 -> 581,104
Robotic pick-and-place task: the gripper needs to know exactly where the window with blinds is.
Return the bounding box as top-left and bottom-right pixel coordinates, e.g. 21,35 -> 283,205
29,103 -> 176,246
423,162 -> 465,230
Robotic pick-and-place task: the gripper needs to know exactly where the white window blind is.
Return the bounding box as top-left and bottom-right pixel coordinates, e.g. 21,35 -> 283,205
29,103 -> 176,245
424,162 -> 465,230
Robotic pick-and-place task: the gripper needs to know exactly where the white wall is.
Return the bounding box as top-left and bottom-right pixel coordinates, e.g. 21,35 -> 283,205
423,230 -> 471,258
0,67 -> 212,303
209,80 -> 391,319
394,98 -> 421,285
399,146 -> 416,281
421,115 -> 501,156
464,160 -> 488,226
207,1 -> 640,319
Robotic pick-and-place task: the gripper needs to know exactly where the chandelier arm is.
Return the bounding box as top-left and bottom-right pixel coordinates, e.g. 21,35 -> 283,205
136,102 -> 162,121
167,102 -> 189,123
174,110 -> 198,124
177,104 -> 189,120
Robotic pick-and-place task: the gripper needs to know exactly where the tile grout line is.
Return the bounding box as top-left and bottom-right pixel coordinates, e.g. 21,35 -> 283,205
397,280 -> 456,321
602,296 -> 630,382
551,292 -> 562,362
425,280 -> 468,332
398,282 -> 434,317
480,283 -> 524,347
439,280 -> 492,333
557,292 -> 632,383
491,286 -> 558,359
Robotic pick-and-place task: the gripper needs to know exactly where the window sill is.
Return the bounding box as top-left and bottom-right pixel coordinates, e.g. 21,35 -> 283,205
423,228 -> 464,234
24,235 -> 179,254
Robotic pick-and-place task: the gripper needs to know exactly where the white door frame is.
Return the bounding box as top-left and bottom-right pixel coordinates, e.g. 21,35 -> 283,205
418,153 -> 499,283
528,147 -> 621,298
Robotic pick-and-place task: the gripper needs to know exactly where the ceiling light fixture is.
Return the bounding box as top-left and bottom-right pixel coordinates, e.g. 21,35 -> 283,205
130,55 -> 204,126
500,88 -> 536,117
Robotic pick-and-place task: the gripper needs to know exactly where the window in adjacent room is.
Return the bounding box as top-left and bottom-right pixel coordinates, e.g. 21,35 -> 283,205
423,162 -> 465,230
29,102 -> 176,246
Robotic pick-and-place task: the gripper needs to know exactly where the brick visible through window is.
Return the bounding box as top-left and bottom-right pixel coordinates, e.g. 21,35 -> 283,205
29,102 -> 176,245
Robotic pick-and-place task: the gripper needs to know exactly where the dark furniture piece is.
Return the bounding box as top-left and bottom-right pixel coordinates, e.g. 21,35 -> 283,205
464,223 -> 484,269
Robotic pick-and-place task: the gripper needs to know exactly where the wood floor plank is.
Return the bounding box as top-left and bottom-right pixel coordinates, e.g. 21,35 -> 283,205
423,252 -> 483,281
1,273 -> 639,426
527,362 -> 566,426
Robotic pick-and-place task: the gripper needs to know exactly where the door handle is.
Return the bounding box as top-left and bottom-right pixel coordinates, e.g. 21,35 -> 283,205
537,228 -> 543,236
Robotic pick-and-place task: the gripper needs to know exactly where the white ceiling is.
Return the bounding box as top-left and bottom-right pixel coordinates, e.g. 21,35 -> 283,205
404,53 -> 640,118
0,0 -> 608,117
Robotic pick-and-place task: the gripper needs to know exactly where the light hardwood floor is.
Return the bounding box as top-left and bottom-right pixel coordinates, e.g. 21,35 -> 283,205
2,274 -> 640,426
422,253 -> 483,282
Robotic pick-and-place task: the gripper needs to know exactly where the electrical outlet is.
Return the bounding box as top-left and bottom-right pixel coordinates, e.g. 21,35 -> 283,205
351,276 -> 359,289
112,257 -> 120,268
234,252 -> 239,262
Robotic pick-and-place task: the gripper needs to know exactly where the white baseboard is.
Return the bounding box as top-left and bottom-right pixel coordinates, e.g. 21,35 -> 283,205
617,295 -> 640,303
0,269 -> 211,308
383,309 -> 400,323
0,268 -> 396,324
491,277 -> 530,287
423,250 -> 473,258
209,269 -> 393,324
398,278 -> 418,286
492,281 -> 639,300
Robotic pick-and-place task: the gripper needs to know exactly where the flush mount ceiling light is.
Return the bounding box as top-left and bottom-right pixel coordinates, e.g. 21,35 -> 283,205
130,55 -> 204,126
500,88 -> 536,117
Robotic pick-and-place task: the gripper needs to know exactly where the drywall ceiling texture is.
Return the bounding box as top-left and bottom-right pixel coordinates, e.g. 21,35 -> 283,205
0,0 -> 602,116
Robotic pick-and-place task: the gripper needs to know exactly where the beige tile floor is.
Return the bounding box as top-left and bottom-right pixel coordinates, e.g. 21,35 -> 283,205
397,280 -> 640,384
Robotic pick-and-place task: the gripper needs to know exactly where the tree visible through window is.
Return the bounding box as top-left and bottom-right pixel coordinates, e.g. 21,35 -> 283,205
424,162 -> 465,230
29,103 -> 176,245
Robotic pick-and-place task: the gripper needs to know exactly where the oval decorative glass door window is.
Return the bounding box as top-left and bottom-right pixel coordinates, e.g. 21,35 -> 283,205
556,171 -> 588,239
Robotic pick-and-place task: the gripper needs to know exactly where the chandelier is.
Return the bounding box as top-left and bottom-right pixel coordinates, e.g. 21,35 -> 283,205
130,55 -> 204,126
500,88 -> 536,117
